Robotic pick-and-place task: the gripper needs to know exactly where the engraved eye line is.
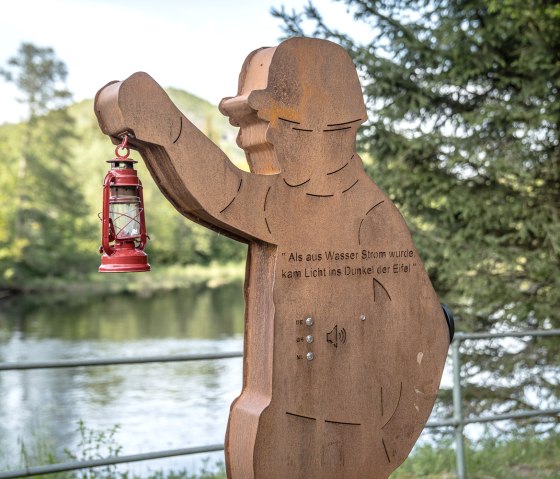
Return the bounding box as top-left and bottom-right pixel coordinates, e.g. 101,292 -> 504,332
279,117 -> 300,125
278,117 -> 363,131
327,118 -> 362,127
324,126 -> 352,132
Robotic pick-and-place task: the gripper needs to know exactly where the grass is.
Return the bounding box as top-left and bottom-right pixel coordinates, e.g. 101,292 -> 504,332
5,422 -> 559,478
392,429 -> 560,479
4,421 -> 227,479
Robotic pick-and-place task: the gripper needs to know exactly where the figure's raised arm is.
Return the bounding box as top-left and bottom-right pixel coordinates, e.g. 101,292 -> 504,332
94,72 -> 274,243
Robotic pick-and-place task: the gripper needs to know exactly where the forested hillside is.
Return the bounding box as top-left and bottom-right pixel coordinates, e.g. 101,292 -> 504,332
0,87 -> 247,290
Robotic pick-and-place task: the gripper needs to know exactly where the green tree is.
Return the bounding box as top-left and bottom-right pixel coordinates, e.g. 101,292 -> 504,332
0,43 -> 94,284
273,1 -> 560,422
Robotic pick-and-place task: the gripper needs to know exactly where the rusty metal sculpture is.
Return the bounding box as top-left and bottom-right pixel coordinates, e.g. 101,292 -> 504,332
95,37 -> 451,479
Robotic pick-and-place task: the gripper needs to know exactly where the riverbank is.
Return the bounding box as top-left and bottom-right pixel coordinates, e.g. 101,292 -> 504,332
5,429 -> 559,478
0,262 -> 245,303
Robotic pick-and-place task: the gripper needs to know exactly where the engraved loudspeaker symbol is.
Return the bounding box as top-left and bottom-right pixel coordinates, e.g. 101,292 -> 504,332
326,324 -> 347,348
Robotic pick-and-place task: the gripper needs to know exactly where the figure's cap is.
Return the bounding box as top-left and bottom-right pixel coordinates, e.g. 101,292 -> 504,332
221,37 -> 367,129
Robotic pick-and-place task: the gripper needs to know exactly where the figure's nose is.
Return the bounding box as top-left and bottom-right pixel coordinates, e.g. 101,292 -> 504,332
219,95 -> 253,127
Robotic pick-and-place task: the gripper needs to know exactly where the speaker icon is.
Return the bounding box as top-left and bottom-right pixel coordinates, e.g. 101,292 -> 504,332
326,325 -> 347,348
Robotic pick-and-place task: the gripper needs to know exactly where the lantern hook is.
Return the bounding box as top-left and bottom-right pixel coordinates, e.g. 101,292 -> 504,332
115,134 -> 130,159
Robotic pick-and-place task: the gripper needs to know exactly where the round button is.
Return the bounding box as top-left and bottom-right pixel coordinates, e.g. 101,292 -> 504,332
306,352 -> 314,361
306,335 -> 314,343
305,317 -> 314,326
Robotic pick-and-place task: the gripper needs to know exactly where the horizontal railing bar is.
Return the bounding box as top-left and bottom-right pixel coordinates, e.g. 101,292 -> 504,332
3,407 -> 558,478
463,407 -> 560,425
454,329 -> 560,341
0,444 -> 225,479
0,351 -> 243,371
426,407 -> 560,428
1,329 -> 558,478
1,331 -> 557,372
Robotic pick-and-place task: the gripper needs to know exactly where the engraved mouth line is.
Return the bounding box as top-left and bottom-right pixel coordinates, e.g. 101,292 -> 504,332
306,192 -> 334,198
283,177 -> 311,188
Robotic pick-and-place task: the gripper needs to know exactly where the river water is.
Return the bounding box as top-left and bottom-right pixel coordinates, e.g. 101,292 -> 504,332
0,282 -> 465,476
0,283 -> 245,475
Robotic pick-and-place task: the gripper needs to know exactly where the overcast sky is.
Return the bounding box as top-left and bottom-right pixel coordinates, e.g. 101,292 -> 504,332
0,0 -> 369,124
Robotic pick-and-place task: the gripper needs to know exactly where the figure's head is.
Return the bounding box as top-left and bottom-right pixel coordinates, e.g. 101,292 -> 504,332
220,38 -> 366,180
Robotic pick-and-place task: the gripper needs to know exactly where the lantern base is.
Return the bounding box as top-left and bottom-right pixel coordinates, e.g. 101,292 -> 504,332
99,247 -> 150,273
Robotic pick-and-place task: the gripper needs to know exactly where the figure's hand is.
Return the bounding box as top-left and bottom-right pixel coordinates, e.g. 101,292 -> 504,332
94,72 -> 182,146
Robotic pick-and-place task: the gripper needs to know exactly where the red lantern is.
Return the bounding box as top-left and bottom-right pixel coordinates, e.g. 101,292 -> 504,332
99,135 -> 150,273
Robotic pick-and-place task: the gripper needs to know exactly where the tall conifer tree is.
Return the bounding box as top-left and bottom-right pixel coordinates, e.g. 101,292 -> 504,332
0,43 -> 93,281
273,0 -> 560,420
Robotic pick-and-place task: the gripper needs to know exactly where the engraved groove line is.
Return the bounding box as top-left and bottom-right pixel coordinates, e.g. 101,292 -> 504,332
286,412 -> 316,421
366,200 -> 385,216
325,419 -> 361,426
293,127 -> 313,132
358,218 -> 365,245
327,118 -> 362,126
284,178 -> 311,188
342,179 -> 359,194
264,217 -> 272,235
306,193 -> 334,198
327,161 -> 349,176
382,438 -> 391,463
373,278 -> 392,302
279,117 -> 300,125
219,178 -> 243,213
172,116 -> 183,144
381,381 -> 403,429
263,186 -> 272,235
263,186 -> 271,211
358,201 -> 385,244
323,126 -> 352,132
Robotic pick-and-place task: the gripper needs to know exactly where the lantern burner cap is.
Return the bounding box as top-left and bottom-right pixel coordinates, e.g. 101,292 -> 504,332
107,158 -> 137,168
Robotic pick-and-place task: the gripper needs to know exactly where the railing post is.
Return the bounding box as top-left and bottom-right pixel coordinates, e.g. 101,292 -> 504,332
452,337 -> 467,479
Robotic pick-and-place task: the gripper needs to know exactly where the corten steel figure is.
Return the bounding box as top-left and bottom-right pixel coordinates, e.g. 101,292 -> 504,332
95,37 -> 450,479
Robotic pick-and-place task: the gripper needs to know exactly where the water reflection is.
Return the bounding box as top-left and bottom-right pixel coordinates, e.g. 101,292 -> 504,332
0,283 -> 245,473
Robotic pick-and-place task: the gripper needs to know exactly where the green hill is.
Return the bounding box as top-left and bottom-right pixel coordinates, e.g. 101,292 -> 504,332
0,88 -> 248,290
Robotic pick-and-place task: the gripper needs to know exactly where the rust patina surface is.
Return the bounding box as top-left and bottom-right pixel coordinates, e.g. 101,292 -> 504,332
95,37 -> 449,479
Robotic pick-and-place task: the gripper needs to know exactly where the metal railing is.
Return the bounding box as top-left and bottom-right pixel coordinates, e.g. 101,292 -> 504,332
0,329 -> 559,479
436,330 -> 560,479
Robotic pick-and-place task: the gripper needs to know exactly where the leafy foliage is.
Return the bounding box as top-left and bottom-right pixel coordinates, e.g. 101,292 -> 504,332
0,44 -> 246,290
392,430 -> 560,478
10,420 -> 227,479
10,422 -> 560,478
63,420 -> 122,479
272,0 -> 560,423
0,43 -> 94,284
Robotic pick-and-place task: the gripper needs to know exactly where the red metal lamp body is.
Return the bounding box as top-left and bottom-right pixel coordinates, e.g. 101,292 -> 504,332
99,139 -> 150,273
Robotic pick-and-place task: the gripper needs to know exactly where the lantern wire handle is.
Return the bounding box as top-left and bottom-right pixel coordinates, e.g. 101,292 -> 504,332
115,134 -> 130,159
